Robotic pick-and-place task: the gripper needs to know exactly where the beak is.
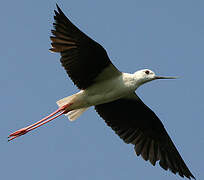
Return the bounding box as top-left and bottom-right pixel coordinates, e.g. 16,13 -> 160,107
155,76 -> 178,79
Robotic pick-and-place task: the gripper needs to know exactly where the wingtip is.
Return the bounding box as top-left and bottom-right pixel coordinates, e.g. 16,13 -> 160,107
56,3 -> 60,10
179,170 -> 196,180
190,174 -> 196,180
55,3 -> 63,14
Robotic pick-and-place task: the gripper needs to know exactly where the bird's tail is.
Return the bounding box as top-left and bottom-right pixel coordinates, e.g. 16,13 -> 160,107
65,108 -> 88,121
56,95 -> 88,121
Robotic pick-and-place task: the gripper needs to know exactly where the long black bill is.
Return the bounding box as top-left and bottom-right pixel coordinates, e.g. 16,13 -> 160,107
155,76 -> 178,79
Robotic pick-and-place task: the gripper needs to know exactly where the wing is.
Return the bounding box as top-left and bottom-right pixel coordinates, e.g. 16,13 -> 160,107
50,5 -> 121,89
95,93 -> 195,179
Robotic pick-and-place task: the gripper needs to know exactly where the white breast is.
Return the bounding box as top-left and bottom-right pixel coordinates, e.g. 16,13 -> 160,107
56,72 -> 137,113
77,73 -> 136,107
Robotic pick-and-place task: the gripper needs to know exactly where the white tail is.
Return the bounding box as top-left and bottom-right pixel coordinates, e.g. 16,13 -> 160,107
56,94 -> 76,107
65,108 -> 88,121
56,94 -> 88,121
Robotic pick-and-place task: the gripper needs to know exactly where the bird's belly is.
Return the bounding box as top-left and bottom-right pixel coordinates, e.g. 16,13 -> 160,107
68,74 -> 136,110
82,78 -> 131,107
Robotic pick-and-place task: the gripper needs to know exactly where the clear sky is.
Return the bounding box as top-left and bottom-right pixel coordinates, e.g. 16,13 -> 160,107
1,0 -> 203,179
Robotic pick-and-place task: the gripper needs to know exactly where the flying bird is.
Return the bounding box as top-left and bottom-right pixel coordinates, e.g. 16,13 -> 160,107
8,4 -> 195,179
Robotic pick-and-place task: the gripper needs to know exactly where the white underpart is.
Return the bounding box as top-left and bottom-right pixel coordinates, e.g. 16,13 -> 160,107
65,108 -> 88,121
57,71 -> 141,121
56,94 -> 89,121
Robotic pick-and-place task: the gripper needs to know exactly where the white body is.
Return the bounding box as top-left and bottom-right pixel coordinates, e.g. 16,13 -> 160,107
56,68 -> 170,121
57,72 -> 140,121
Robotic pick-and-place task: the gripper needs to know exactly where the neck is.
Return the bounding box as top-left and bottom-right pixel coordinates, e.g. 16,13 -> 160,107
122,73 -> 143,91
133,72 -> 149,88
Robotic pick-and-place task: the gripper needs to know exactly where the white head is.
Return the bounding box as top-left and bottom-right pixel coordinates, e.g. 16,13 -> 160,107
134,69 -> 177,86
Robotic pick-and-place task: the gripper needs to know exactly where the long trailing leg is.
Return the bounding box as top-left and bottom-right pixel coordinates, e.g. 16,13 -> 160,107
8,103 -> 73,141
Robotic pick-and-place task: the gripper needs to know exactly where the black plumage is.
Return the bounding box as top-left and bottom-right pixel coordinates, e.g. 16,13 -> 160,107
95,93 -> 195,179
50,5 -> 195,179
50,5 -> 120,89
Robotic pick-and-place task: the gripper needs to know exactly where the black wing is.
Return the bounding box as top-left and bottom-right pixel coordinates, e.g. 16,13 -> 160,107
95,93 -> 195,179
50,5 -> 121,89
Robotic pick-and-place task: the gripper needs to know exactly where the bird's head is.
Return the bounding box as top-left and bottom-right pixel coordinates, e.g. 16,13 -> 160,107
134,69 -> 177,86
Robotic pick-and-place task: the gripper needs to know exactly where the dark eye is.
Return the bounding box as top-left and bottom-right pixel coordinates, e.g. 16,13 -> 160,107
145,70 -> 150,75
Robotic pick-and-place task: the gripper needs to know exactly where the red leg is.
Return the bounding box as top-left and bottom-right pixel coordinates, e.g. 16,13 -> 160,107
8,103 -> 73,141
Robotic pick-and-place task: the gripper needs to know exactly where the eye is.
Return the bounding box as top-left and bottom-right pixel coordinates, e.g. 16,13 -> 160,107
145,70 -> 150,75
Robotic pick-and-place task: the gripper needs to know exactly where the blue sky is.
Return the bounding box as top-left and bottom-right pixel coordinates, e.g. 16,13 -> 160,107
1,0 -> 203,179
